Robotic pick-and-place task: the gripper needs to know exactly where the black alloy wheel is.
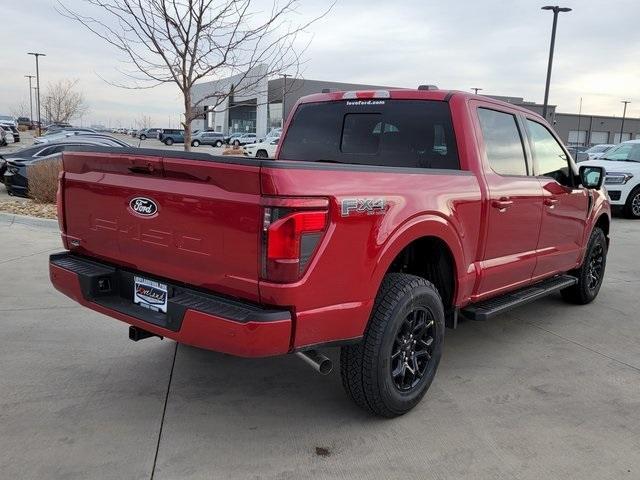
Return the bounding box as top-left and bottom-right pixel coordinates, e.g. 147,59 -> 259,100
390,307 -> 436,391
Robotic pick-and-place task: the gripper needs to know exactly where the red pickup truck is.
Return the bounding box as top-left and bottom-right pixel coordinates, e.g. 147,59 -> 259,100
50,89 -> 610,417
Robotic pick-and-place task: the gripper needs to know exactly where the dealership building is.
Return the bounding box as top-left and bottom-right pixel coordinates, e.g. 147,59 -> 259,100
191,68 -> 639,146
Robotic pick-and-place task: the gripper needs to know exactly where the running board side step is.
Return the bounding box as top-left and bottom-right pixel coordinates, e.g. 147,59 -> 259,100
461,275 -> 577,321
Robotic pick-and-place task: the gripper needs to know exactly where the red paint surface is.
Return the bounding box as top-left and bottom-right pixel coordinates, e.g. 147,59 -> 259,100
51,89 -> 610,354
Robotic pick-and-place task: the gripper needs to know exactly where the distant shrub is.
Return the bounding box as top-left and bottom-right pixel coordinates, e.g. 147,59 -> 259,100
28,159 -> 62,204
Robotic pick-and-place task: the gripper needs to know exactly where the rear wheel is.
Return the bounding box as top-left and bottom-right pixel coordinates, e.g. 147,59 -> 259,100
233,140 -> 240,147
561,227 -> 607,304
624,187 -> 640,219
139,134 -> 146,140
340,273 -> 444,417
191,140 -> 200,147
164,138 -> 174,146
215,140 -> 223,147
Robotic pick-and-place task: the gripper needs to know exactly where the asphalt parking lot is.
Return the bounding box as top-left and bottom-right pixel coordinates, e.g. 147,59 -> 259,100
0,214 -> 638,479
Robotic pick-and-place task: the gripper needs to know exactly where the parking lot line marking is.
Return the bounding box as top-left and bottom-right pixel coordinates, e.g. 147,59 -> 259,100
527,322 -> 640,374
150,341 -> 178,480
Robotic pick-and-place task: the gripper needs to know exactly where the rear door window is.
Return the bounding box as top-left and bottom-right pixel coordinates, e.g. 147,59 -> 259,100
477,108 -> 528,176
279,100 -> 459,169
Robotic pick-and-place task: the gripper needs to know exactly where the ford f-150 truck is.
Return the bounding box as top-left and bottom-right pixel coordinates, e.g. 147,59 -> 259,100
49,89 -> 610,417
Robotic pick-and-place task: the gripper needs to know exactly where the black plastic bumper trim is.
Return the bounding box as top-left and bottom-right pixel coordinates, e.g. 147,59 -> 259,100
50,252 -> 291,332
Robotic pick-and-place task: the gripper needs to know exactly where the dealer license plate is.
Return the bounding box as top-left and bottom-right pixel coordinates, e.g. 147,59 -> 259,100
133,276 -> 168,313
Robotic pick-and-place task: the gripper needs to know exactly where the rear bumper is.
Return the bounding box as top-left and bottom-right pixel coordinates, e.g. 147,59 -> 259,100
49,252 -> 292,357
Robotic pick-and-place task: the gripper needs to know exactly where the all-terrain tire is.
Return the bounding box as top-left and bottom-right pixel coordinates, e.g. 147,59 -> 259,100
561,227 -> 607,304
340,273 -> 445,417
624,186 -> 640,219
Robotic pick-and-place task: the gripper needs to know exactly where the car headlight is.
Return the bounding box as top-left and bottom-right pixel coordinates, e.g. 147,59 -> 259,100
605,172 -> 633,185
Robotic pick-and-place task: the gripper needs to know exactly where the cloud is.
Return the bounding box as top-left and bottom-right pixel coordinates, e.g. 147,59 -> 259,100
1,0 -> 638,125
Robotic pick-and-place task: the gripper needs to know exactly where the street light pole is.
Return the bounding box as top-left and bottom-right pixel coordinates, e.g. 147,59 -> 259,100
620,100 -> 631,143
25,75 -> 35,127
28,52 -> 46,135
281,74 -> 290,127
541,6 -> 571,120
471,88 -> 483,95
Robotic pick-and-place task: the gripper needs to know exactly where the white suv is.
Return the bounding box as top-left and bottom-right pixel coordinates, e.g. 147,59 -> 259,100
582,139 -> 640,218
243,137 -> 279,158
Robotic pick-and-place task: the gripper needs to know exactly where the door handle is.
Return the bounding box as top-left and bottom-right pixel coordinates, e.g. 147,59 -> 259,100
544,197 -> 559,208
491,197 -> 513,211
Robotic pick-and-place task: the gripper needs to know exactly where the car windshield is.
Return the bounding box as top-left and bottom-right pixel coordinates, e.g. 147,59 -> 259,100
586,145 -> 611,153
601,143 -> 640,162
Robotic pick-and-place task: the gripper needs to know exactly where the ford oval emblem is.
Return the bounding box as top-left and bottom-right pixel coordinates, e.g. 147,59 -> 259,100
129,197 -> 158,217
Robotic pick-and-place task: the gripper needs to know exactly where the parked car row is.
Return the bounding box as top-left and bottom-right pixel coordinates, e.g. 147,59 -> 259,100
1,135 -> 130,197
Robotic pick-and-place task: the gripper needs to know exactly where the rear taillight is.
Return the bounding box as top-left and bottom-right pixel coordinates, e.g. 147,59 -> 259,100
262,199 -> 329,283
56,171 -> 66,234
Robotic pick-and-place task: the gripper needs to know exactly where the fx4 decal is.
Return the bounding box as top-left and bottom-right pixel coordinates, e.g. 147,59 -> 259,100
341,198 -> 387,217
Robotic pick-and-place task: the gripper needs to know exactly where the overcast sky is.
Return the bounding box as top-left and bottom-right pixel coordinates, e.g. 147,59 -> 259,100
2,0 -> 639,127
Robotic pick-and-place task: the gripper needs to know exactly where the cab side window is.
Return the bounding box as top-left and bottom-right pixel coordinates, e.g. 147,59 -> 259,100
478,108 -> 528,176
526,120 -> 572,186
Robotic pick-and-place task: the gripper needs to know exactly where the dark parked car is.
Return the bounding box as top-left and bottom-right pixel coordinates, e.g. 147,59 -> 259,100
17,117 -> 31,128
35,132 -> 131,146
191,131 -> 225,147
137,128 -> 161,140
158,129 -> 185,145
3,136 -> 128,197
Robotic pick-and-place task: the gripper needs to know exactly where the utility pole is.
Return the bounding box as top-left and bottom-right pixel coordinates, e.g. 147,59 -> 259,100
28,52 -> 46,135
471,88 -> 483,95
281,74 -> 290,127
620,100 -> 631,143
25,75 -> 35,127
576,97 -> 583,146
541,6 -> 572,119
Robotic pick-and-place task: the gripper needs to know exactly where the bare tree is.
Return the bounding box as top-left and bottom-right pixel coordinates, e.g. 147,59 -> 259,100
10,100 -> 31,119
42,79 -> 90,124
57,0 -> 331,150
135,114 -> 153,129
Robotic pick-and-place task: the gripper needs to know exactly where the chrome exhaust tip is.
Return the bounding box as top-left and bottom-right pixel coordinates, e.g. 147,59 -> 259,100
295,350 -> 333,375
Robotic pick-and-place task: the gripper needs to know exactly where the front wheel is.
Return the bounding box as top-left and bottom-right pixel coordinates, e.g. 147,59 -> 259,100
233,140 -> 240,147
340,273 -> 444,417
256,150 -> 269,158
215,140 -> 223,147
164,138 -> 174,146
191,140 -> 200,147
561,227 -> 607,304
139,134 -> 146,140
624,187 -> 640,219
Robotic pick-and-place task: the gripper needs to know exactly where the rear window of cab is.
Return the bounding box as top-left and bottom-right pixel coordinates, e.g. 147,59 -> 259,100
279,100 -> 459,169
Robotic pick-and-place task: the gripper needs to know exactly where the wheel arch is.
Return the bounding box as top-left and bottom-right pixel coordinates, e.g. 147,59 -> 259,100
370,216 -> 466,325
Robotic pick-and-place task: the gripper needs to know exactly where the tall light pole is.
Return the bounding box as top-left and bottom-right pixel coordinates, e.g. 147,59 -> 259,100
541,6 -> 571,120
620,100 -> 631,143
471,87 -> 483,95
25,75 -> 35,127
28,52 -> 46,135
281,73 -> 290,127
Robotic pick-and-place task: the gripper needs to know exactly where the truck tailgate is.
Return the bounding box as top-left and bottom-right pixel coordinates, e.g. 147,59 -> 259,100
60,150 -> 263,301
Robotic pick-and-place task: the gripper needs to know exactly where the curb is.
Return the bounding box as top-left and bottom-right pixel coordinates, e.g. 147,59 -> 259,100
0,212 -> 59,230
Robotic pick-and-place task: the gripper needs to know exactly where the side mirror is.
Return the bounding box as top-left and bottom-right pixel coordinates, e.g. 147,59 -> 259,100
579,165 -> 605,189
